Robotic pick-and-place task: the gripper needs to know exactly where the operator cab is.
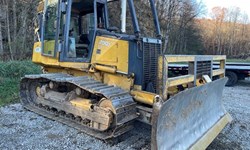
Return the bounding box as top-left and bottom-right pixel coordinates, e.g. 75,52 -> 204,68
66,1 -> 95,59
65,1 -> 108,60
40,0 -> 109,62
39,0 -> 161,67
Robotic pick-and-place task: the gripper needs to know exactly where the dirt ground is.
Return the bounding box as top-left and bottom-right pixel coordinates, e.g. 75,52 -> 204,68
0,79 -> 249,150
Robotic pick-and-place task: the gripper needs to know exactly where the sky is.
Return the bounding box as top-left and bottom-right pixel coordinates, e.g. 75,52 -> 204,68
202,0 -> 250,17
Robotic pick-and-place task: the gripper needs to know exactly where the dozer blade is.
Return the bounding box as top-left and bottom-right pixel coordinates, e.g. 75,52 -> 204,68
153,78 -> 232,150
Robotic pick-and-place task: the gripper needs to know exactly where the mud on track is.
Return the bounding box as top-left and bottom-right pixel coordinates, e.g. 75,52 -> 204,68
0,80 -> 249,150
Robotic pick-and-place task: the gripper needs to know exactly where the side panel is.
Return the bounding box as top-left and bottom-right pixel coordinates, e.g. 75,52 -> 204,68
128,41 -> 143,89
32,42 -> 59,66
128,38 -> 162,92
32,42 -> 90,71
91,36 -> 129,73
103,73 -> 134,90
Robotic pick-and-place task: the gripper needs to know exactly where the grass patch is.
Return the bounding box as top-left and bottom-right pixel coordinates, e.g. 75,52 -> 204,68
0,78 -> 20,106
0,60 -> 41,106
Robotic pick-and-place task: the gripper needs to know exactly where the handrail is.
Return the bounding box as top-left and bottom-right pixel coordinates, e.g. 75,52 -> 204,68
165,55 -> 195,63
212,56 -> 226,78
157,55 -> 226,100
164,55 -> 226,88
167,75 -> 195,87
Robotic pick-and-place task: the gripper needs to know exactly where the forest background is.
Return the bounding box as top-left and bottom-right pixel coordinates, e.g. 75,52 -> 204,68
0,0 -> 250,60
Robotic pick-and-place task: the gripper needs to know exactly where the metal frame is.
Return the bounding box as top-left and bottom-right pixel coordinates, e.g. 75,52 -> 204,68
127,0 -> 140,36
157,55 -> 226,100
60,0 -> 101,62
54,0 -> 62,56
149,0 -> 161,38
40,0 -> 62,58
103,1 -> 110,28
127,0 -> 161,38
212,56 -> 226,78
40,0 -> 47,55
41,0 -> 54,57
62,0 -> 73,60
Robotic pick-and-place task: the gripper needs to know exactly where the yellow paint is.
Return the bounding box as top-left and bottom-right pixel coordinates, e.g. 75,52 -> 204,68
165,55 -> 226,63
32,42 -> 90,71
32,40 -> 134,91
160,55 -> 228,100
103,73 -> 133,90
167,86 -> 179,95
43,67 -> 88,76
213,69 -> 225,77
70,98 -> 93,110
157,56 -> 164,97
131,90 -> 157,105
196,78 -> 206,86
165,55 -> 195,63
32,42 -> 42,63
44,67 -> 104,82
33,37 -> 129,73
37,1 -> 44,13
211,55 -> 226,61
59,62 -> 90,71
133,85 -> 142,90
32,42 -> 59,66
94,64 -> 116,74
158,55 -> 168,100
219,59 -> 226,78
190,113 -> 232,150
167,75 -> 195,87
91,36 -> 129,73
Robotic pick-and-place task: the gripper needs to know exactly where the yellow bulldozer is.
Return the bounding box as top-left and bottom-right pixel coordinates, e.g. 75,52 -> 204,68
20,0 -> 232,149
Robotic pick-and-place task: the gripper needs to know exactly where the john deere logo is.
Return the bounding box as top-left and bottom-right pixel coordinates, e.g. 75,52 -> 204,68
35,47 -> 41,53
99,40 -> 111,47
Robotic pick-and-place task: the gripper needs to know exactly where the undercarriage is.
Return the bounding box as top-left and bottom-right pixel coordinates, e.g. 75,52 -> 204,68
20,73 -> 137,139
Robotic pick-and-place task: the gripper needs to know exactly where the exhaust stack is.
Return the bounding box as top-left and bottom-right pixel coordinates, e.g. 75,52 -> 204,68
121,0 -> 127,33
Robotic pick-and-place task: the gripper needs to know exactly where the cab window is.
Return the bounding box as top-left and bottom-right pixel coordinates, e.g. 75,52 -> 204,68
65,0 -> 96,60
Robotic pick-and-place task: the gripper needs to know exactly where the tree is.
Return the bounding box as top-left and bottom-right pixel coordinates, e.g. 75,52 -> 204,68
157,0 -> 205,54
197,6 -> 250,58
0,4 -> 6,55
0,0 -> 39,60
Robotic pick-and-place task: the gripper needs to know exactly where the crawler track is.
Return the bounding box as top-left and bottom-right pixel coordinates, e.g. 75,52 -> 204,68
20,73 -> 137,140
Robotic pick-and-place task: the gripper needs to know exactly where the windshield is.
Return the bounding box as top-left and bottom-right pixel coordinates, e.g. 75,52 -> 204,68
66,1 -> 95,59
41,0 -> 58,56
44,0 -> 57,40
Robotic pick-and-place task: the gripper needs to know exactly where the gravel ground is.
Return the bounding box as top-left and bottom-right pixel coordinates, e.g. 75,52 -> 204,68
208,79 -> 250,150
0,80 -> 249,150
